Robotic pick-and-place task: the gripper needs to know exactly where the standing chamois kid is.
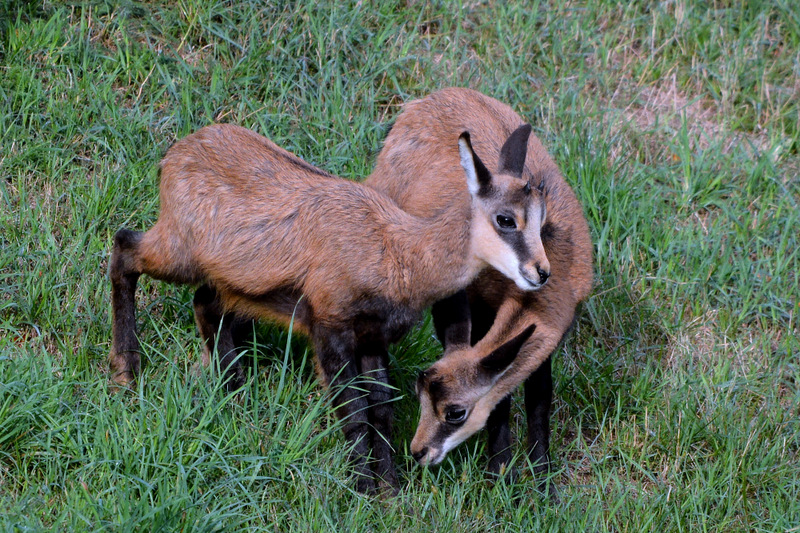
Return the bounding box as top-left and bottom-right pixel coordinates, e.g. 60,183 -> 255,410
366,88 -> 593,488
108,122 -> 542,493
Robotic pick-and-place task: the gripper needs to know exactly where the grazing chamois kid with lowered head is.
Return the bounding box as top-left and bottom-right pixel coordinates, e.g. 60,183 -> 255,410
108,121 -> 544,493
366,87 -> 593,489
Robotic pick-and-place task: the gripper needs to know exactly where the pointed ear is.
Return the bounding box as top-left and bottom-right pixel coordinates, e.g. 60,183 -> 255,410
497,124 -> 532,178
479,323 -> 536,377
458,131 -> 492,197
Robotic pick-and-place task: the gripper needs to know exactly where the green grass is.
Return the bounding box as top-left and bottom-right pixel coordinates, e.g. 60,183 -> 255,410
1,0 -> 799,530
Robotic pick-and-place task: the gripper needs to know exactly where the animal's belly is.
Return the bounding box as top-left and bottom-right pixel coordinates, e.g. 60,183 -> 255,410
221,285 -> 312,333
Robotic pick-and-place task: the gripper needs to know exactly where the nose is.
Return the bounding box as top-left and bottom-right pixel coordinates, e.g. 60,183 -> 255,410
537,266 -> 549,284
411,447 -> 429,463
520,263 -> 550,287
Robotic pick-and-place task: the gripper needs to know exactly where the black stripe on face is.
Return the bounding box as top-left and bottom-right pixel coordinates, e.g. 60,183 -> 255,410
426,378 -> 445,417
496,226 -> 531,264
430,414 -> 461,449
427,383 -> 465,448
420,376 -> 468,450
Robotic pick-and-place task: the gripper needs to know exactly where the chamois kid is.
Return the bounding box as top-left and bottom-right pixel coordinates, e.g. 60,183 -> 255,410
365,88 -> 593,486
108,122 -> 540,493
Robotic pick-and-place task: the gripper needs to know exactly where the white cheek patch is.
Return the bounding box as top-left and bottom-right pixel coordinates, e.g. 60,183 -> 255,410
472,218 -> 534,291
438,431 -> 470,461
526,205 -> 545,241
438,407 -> 492,460
435,388 -> 499,462
522,205 -> 550,278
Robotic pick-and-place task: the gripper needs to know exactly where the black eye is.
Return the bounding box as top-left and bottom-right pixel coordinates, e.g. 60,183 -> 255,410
496,214 -> 516,229
444,407 -> 468,425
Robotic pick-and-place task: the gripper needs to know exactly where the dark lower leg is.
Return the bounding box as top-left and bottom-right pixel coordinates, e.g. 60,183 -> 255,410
231,317 -> 257,351
314,326 -> 375,493
486,394 -> 513,476
193,284 -> 244,390
108,229 -> 143,387
360,350 -> 398,491
468,296 -> 497,346
524,357 -> 553,479
431,290 -> 472,349
231,317 -> 259,373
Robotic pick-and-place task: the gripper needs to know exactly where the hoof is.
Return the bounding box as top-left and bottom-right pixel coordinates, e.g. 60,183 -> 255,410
108,371 -> 136,392
537,477 -> 560,502
355,474 -> 378,495
377,479 -> 400,499
108,349 -> 140,391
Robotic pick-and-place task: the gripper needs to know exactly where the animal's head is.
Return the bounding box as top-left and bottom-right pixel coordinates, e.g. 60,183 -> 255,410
459,125 -> 550,291
410,323 -> 535,466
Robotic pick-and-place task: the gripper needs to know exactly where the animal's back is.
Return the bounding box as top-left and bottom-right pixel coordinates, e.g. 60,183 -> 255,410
143,124 -> 409,312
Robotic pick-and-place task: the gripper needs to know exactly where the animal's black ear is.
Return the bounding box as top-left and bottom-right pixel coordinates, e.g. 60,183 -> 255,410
479,323 -> 536,377
459,131 -> 493,197
498,124 -> 532,178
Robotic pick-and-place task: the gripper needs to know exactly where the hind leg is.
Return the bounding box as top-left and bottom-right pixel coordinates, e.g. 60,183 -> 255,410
231,317 -> 257,352
108,224 -> 199,388
193,284 -> 245,390
108,229 -> 145,387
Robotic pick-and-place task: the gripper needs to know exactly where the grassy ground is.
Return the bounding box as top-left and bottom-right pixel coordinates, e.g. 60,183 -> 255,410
1,0 -> 799,530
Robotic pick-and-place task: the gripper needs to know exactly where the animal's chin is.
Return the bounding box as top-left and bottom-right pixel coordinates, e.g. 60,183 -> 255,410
416,448 -> 446,466
515,277 -> 543,291
428,452 -> 446,466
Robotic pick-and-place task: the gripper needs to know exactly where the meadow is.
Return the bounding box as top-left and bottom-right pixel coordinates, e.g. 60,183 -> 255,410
1,1 -> 799,530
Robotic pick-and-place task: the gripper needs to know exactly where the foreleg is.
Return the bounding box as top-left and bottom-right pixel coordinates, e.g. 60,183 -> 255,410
486,394 -> 513,477
359,348 -> 398,492
313,325 -> 376,493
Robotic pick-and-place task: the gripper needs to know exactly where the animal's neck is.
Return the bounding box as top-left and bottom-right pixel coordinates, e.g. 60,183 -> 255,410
389,200 -> 480,307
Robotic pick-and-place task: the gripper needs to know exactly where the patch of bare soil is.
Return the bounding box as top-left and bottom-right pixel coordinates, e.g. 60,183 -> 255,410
608,75 -> 773,159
